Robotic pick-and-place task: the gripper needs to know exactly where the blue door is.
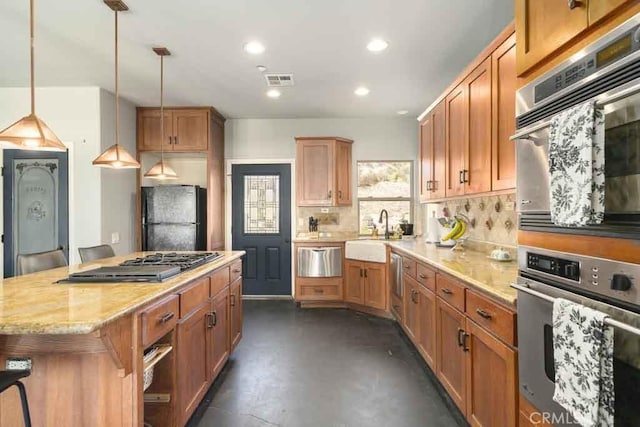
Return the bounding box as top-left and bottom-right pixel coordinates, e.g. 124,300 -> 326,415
231,164 -> 292,296
3,150 -> 69,277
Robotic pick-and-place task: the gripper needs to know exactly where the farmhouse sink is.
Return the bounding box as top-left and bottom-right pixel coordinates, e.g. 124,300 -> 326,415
345,240 -> 387,263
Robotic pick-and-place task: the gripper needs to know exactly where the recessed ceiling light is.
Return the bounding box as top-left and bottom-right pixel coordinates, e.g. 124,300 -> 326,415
367,38 -> 389,53
267,89 -> 281,98
354,86 -> 370,96
256,65 -> 267,72
397,110 -> 409,115
244,41 -> 265,55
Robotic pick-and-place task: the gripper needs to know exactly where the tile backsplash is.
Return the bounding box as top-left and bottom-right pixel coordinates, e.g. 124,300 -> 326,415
426,193 -> 517,247
297,206 -> 359,233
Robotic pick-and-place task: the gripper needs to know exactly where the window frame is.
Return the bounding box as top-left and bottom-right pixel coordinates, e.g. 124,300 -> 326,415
356,160 -> 414,237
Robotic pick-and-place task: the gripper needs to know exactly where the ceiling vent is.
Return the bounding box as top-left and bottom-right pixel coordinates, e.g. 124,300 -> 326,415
264,73 -> 295,87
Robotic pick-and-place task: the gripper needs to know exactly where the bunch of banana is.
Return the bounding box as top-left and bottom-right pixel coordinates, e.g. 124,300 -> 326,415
441,218 -> 467,241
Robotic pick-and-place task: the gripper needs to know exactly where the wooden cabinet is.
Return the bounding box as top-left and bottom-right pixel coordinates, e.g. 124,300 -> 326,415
210,288 -> 229,379
515,0 -> 588,75
491,34 -> 517,191
229,277 -> 243,352
177,301 -> 211,424
295,242 -> 344,302
137,108 -> 209,152
445,84 -> 467,197
516,0 -> 635,75
403,275 -> 421,343
416,283 -> 437,370
465,319 -> 517,427
465,58 -> 492,194
419,101 -> 446,201
344,260 -> 387,310
295,137 -> 353,206
436,297 -> 468,413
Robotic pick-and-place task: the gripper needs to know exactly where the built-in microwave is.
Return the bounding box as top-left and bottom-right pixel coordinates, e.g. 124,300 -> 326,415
513,12 -> 640,239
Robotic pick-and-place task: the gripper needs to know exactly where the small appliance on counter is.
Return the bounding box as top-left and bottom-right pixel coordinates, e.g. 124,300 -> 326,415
142,185 -> 207,251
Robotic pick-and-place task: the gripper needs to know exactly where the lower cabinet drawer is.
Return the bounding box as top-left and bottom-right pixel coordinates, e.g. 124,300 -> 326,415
298,284 -> 342,300
211,266 -> 230,296
230,260 -> 242,283
436,273 -> 466,312
416,263 -> 436,291
466,289 -> 516,346
141,294 -> 179,347
179,277 -> 210,318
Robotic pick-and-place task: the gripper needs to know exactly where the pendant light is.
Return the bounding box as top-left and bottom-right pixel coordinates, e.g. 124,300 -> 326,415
0,0 -> 66,151
143,47 -> 178,180
92,0 -> 140,169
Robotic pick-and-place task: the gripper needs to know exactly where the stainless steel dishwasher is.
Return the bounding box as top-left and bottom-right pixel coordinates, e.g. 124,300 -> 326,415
297,246 -> 342,277
390,252 -> 403,298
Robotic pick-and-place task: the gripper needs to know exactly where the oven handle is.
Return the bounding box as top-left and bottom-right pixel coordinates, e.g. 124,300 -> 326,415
511,283 -> 640,337
509,81 -> 640,141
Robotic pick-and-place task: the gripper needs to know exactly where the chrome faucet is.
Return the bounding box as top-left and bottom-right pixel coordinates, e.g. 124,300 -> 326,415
379,209 -> 390,240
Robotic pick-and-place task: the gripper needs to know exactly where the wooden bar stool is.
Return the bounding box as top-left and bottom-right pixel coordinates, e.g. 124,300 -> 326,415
0,370 -> 32,427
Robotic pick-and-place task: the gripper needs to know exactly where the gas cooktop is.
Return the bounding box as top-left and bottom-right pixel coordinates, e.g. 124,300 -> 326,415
66,252 -> 223,283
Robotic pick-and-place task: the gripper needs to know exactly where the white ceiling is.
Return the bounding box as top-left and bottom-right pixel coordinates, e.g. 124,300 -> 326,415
0,0 -> 514,119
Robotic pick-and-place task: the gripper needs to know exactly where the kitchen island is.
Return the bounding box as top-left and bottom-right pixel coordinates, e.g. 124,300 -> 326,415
0,251 -> 244,427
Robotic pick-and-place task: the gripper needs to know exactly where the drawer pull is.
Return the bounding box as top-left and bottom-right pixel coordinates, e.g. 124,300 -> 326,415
404,265 -> 411,269
206,312 -> 214,328
462,332 -> 470,352
393,305 -> 400,311
232,268 -> 241,273
418,274 -> 427,279
441,288 -> 453,295
457,328 -> 465,347
476,308 -> 492,320
314,289 -> 324,294
159,312 -> 175,324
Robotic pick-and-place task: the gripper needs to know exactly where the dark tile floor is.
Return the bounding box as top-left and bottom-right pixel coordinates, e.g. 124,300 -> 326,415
188,300 -> 465,427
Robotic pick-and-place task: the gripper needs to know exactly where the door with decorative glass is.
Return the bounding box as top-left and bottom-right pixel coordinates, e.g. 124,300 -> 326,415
3,150 -> 69,278
231,164 -> 291,295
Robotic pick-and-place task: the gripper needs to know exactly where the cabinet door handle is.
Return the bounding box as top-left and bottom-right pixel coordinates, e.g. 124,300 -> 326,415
327,190 -> 332,199
314,288 -> 324,294
568,0 -> 579,9
364,269 -> 367,278
476,308 -> 492,320
212,311 -> 217,326
230,294 -> 236,307
206,313 -> 214,328
431,180 -> 437,192
168,136 -> 173,145
159,312 -> 175,324
459,170 -> 464,184
419,273 -> 427,279
457,328 -> 465,347
338,190 -> 342,199
464,169 -> 469,183
426,180 -> 432,191
174,136 -> 179,145
441,288 -> 453,295
462,333 -> 470,352
360,268 -> 363,278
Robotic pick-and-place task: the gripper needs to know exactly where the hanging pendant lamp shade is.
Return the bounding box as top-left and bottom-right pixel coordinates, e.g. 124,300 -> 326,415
0,0 -> 66,151
93,0 -> 140,169
144,47 -> 178,180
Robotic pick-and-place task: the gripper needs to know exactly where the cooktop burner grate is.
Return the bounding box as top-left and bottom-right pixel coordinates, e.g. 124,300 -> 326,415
119,252 -> 223,271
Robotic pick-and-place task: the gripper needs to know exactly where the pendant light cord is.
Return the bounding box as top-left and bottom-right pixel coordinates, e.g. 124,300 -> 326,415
30,0 -> 35,115
160,53 -> 165,173
114,9 -> 120,160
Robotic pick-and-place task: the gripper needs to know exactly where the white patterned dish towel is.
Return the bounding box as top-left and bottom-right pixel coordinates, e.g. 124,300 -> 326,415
548,101 -> 605,227
552,298 -> 614,427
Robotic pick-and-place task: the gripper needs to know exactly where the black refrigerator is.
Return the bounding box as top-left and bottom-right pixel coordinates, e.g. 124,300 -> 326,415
141,185 -> 207,251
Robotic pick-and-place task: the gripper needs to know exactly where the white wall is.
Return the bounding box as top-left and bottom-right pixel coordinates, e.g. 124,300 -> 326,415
99,89 -> 137,256
0,86 -> 137,275
225,118 -> 419,237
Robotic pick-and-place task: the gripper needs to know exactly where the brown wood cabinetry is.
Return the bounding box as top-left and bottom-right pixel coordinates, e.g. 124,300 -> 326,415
465,319 -> 517,427
416,283 -> 437,370
295,137 -> 353,206
491,34 -> 517,191
229,277 -> 243,352
465,58 -> 492,194
445,84 -> 467,197
294,242 -> 344,302
344,259 -> 387,310
516,0 -> 636,76
403,275 -> 421,343
177,301 -> 211,424
137,108 -> 210,152
436,297 -> 468,413
210,288 -> 229,379
418,25 -> 516,202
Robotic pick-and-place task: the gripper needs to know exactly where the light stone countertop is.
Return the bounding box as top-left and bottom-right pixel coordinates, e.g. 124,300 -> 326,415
0,251 -> 245,335
386,240 -> 518,307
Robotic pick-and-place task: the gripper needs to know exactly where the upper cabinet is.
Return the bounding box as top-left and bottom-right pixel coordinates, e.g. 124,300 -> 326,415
516,0 -> 637,76
418,25 -> 516,202
295,137 -> 353,206
137,108 -> 210,152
